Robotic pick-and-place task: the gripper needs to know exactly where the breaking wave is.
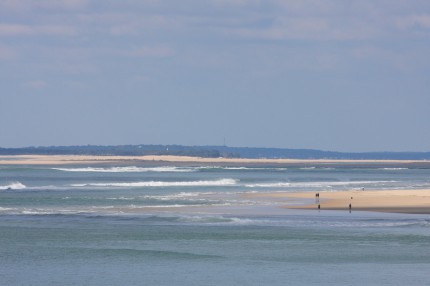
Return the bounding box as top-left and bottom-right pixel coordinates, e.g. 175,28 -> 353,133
245,180 -> 396,188
53,166 -> 291,173
0,182 -> 27,190
71,178 -> 238,188
52,166 -> 195,173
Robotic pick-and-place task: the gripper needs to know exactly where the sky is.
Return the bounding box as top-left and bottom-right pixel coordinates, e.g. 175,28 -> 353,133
1,0 -> 429,152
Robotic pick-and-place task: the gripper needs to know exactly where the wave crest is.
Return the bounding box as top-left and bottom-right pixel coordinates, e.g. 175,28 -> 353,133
245,180 -> 396,188
0,182 -> 26,190
52,166 -> 195,173
71,178 -> 238,188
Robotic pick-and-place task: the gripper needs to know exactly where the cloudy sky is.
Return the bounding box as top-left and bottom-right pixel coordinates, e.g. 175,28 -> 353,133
1,0 -> 429,152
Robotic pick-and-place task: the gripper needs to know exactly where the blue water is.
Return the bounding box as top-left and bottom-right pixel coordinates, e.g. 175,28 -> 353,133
1,165 -> 430,285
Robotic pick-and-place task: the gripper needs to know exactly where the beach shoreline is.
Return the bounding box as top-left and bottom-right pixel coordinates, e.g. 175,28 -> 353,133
1,154 -> 430,168
2,155 -> 430,215
245,189 -> 430,214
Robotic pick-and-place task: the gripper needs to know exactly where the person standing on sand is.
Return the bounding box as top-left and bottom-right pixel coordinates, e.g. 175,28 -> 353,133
349,203 -> 352,213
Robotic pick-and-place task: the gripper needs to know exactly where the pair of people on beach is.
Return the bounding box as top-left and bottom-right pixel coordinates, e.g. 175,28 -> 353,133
316,193 -> 352,212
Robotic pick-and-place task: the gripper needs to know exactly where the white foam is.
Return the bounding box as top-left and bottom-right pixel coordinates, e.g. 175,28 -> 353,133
140,204 -> 202,208
0,182 -> 26,190
9,208 -> 95,215
141,192 -> 203,200
197,166 -> 287,171
223,167 -> 288,171
245,182 -> 292,188
245,180 -> 396,188
52,166 -> 195,173
70,178 -> 238,188
106,197 -> 135,201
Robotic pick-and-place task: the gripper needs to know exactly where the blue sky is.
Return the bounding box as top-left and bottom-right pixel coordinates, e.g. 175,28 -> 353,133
1,0 -> 429,152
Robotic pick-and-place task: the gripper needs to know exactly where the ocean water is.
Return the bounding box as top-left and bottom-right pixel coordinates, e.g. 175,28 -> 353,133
1,164 -> 430,285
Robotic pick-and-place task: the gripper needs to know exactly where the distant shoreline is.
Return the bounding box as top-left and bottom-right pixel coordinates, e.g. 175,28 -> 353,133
2,144 -> 430,161
1,154 -> 430,168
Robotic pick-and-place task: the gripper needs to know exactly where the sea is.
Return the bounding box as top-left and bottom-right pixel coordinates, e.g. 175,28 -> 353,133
1,163 -> 430,285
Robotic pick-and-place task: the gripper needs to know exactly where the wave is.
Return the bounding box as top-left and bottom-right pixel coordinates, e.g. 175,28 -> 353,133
299,167 -> 337,170
197,166 -> 288,171
359,218 -> 430,228
140,192 -> 215,201
245,182 -> 292,188
0,207 -> 95,215
53,166 -> 289,173
245,180 -> 396,188
0,183 -> 70,192
0,182 -> 27,190
379,168 -> 409,171
220,166 -> 288,171
52,166 -> 338,173
104,192 -> 219,204
52,166 -> 195,173
174,215 -> 257,224
70,178 -> 238,188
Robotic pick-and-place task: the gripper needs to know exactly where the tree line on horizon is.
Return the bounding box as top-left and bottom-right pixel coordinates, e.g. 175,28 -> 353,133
1,145 -> 430,160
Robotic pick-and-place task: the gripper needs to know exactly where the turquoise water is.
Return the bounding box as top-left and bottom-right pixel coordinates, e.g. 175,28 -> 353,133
1,165 -> 430,285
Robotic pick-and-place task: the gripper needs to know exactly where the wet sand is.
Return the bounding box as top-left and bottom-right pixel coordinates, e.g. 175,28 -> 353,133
247,189 -> 430,214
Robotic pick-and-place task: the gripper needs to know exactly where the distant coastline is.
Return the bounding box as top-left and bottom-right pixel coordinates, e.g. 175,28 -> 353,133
1,154 -> 430,169
1,144 -> 430,160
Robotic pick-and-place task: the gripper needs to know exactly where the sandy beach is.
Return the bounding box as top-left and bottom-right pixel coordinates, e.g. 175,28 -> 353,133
246,189 -> 430,214
1,154 -> 429,166
2,155 -> 430,214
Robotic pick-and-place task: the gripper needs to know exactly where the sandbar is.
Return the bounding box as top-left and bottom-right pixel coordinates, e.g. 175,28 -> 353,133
1,154 -> 429,168
246,189 -> 430,214
2,155 -> 430,214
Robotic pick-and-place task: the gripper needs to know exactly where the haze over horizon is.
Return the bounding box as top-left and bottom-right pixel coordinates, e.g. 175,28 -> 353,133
1,1 -> 429,152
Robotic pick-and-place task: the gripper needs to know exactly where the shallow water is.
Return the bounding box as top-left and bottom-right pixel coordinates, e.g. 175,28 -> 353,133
1,164 -> 430,285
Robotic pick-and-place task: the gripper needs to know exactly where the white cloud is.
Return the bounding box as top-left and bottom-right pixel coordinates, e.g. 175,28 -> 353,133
24,80 -> 48,89
0,0 -> 88,12
0,45 -> 17,60
397,14 -> 430,30
0,24 -> 77,36
36,25 -> 77,36
125,45 -> 175,58
110,23 -> 140,36
210,0 -> 262,7
350,44 -> 429,72
230,16 -> 380,41
0,24 -> 31,36
132,74 -> 153,82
